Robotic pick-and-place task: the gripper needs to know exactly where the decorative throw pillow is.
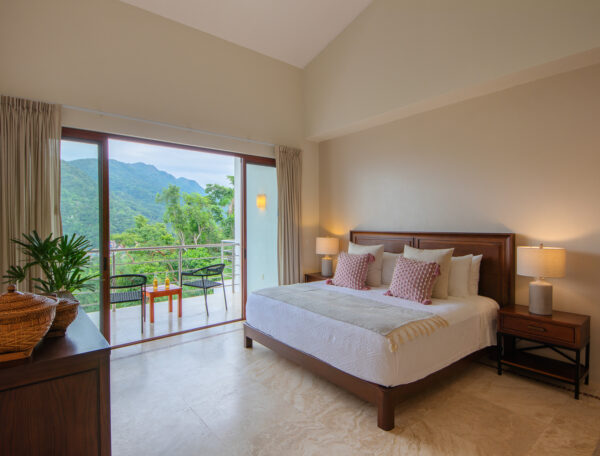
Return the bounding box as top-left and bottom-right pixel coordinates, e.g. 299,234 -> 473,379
382,252 -> 402,285
348,242 -> 384,287
403,246 -> 454,299
469,254 -> 483,295
448,254 -> 473,297
327,252 -> 375,290
384,256 -> 440,305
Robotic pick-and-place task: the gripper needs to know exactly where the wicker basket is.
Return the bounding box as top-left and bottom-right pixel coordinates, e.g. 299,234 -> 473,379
0,285 -> 58,362
46,292 -> 79,338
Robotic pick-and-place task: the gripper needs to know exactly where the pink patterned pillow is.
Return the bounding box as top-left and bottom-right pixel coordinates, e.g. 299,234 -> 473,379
326,252 -> 374,290
384,256 -> 441,304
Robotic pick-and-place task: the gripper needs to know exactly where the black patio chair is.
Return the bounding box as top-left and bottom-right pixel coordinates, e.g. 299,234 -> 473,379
181,264 -> 227,316
110,274 -> 147,333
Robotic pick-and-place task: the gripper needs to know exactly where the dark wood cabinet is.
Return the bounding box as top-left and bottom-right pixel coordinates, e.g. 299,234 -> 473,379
497,305 -> 590,399
0,311 -> 111,456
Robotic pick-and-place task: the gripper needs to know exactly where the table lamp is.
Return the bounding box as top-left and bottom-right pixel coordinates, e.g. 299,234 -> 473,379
316,237 -> 339,277
517,244 -> 566,315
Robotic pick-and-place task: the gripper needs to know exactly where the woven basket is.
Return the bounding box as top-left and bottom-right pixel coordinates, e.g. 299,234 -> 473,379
0,285 -> 58,362
46,292 -> 79,338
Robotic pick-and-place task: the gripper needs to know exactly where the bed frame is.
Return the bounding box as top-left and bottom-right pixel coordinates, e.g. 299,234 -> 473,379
244,231 -> 515,430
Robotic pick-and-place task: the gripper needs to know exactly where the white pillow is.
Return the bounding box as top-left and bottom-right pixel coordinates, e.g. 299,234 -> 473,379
469,254 -> 483,295
448,255 -> 472,297
381,252 -> 402,285
403,246 -> 454,299
348,242 -> 384,287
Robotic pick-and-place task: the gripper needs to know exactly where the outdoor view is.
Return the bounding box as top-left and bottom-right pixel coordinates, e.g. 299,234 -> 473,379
60,138 -> 243,343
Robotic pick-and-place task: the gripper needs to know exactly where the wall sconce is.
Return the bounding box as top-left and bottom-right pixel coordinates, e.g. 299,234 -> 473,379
256,193 -> 266,211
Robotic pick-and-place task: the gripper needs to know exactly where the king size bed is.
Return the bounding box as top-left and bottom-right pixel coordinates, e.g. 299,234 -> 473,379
243,231 -> 515,430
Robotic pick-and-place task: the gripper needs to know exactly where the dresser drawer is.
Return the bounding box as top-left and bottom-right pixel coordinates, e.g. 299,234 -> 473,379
501,315 -> 575,345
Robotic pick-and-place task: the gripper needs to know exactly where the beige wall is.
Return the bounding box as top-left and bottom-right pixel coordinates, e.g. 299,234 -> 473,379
304,0 -> 600,141
0,0 -> 319,273
319,63 -> 600,380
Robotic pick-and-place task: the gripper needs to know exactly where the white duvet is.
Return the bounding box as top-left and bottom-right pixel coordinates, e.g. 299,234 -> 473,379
246,281 -> 498,387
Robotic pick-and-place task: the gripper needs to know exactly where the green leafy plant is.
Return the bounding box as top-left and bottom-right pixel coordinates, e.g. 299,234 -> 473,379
3,231 -> 99,293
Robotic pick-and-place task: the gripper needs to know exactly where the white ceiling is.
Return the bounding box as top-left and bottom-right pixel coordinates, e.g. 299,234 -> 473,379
121,0 -> 374,68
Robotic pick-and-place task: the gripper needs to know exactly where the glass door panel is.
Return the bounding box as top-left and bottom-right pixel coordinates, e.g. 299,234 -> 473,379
60,139 -> 102,330
107,138 -> 242,345
245,163 -> 278,294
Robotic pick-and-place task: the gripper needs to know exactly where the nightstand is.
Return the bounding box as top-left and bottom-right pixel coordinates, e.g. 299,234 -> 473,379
497,305 -> 590,399
304,272 -> 330,283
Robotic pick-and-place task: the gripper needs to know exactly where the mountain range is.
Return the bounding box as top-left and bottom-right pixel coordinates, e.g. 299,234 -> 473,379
61,159 -> 205,246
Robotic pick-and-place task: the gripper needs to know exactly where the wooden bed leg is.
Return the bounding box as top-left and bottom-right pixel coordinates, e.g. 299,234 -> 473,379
377,392 -> 395,431
244,336 -> 253,348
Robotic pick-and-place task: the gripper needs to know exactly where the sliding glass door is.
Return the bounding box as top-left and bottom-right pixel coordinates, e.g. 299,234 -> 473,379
60,132 -> 109,337
61,128 -> 276,347
106,138 -> 242,345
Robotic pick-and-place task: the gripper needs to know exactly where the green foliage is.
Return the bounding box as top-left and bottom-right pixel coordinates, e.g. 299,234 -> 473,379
60,159 -> 206,248
61,160 -> 100,247
205,175 -> 235,240
156,178 -> 235,246
112,215 -> 176,247
60,159 -> 236,312
3,231 -> 99,293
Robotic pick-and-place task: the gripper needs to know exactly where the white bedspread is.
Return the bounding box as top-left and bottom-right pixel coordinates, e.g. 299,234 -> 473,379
246,281 -> 498,387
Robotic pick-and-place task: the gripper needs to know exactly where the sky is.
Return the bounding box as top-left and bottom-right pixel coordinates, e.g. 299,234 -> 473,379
61,138 -> 236,188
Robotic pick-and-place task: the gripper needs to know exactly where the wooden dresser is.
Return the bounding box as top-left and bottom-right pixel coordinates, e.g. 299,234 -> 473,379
0,311 -> 111,456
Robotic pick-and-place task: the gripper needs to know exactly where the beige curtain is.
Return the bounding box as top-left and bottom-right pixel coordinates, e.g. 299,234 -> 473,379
275,145 -> 302,285
0,95 -> 62,293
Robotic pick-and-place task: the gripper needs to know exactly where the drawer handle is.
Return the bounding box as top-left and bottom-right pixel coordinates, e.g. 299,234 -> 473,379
527,325 -> 546,332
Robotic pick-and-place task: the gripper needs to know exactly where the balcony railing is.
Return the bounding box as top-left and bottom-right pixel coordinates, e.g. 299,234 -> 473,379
76,240 -> 240,312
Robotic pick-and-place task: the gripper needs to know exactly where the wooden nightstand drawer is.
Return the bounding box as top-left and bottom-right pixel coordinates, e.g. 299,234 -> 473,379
501,315 -> 575,345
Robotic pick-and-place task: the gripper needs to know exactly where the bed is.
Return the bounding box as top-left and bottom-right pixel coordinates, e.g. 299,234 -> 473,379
243,231 -> 515,430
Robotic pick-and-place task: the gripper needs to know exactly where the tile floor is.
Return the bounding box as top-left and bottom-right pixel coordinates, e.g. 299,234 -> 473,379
110,324 -> 600,456
89,290 -> 242,345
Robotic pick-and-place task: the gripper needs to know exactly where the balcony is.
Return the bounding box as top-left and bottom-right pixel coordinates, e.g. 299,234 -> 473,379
78,241 -> 242,346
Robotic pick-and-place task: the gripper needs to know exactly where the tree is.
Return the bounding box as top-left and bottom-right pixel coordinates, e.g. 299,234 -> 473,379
182,192 -> 219,244
155,185 -> 187,244
205,176 -> 235,239
156,178 -> 235,245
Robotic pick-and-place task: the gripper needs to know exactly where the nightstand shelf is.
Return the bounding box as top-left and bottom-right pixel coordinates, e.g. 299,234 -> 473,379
497,304 -> 590,399
501,350 -> 588,384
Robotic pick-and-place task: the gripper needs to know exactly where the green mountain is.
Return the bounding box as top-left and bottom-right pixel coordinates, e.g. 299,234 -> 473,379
60,159 -> 205,247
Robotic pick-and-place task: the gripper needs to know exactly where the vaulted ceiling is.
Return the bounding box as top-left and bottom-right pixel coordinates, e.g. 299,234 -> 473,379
120,0 -> 374,68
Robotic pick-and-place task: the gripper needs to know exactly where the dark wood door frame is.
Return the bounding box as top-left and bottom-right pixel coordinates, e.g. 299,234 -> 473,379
62,127 -> 110,340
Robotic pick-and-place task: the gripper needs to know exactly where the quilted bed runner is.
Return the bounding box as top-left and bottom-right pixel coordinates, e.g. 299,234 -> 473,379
254,283 -> 448,352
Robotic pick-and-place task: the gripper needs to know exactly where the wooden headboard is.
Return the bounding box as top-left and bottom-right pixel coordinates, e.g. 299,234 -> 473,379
350,231 -> 515,308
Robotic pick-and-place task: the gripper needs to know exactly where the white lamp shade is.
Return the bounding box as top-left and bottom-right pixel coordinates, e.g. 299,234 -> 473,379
517,245 -> 566,278
316,237 -> 339,255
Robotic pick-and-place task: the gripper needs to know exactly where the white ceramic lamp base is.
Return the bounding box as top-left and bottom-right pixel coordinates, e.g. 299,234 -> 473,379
321,257 -> 333,277
528,279 -> 553,315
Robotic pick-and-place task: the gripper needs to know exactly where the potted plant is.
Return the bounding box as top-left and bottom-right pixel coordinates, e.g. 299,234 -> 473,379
3,231 -> 99,336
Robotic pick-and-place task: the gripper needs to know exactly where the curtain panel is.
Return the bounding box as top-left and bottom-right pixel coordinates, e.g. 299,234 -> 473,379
275,145 -> 302,285
0,95 -> 62,293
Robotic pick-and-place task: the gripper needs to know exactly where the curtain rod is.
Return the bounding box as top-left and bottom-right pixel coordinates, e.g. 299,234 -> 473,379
62,104 -> 276,147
